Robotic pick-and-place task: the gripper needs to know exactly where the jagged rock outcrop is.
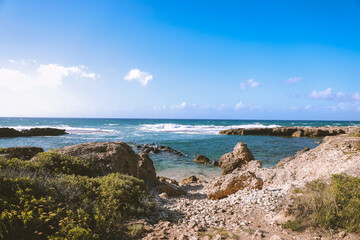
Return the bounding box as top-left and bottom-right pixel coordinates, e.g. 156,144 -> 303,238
0,127 -> 67,138
206,169 -> 263,199
219,142 -> 255,175
219,126 -> 360,138
193,154 -> 210,164
56,141 -> 157,187
134,143 -> 185,156
0,146 -> 44,160
242,136 -> 360,189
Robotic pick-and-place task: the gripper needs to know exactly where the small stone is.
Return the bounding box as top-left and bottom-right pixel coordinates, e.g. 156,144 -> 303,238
338,231 -> 346,238
269,235 -> 283,240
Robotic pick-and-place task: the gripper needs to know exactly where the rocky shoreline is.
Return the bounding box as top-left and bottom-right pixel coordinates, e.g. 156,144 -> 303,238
0,127 -> 67,138
0,130 -> 359,239
219,126 -> 360,138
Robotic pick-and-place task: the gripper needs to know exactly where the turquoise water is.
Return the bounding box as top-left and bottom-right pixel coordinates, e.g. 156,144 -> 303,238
1,118 -> 359,180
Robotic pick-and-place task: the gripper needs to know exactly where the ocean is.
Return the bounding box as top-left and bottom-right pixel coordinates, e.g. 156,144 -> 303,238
1,118 -> 359,180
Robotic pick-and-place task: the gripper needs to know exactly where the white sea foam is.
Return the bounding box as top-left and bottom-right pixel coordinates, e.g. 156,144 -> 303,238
105,123 -> 119,126
4,125 -> 118,134
140,123 -> 281,134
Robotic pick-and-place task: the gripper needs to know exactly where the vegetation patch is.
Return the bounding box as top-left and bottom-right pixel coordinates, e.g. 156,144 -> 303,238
289,174 -> 360,233
0,153 -> 154,239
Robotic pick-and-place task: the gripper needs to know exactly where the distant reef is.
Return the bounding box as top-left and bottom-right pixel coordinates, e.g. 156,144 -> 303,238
0,127 -> 67,138
219,126 -> 360,137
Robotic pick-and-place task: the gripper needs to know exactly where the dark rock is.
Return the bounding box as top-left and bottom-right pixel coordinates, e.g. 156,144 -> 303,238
0,146 -> 44,160
56,141 -> 157,187
135,143 -> 185,156
219,126 -> 357,138
219,142 -> 255,175
21,128 -> 67,137
0,127 -> 67,138
193,154 -> 210,164
212,160 -> 219,166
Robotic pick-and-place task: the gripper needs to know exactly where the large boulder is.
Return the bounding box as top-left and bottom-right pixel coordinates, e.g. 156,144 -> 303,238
0,146 -> 44,160
219,142 -> 255,175
206,168 -> 263,200
56,141 -> 157,187
194,154 -> 210,164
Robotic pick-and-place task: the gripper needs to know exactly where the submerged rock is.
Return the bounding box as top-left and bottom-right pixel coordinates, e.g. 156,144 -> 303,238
135,143 -> 185,156
56,141 -> 157,187
0,146 -> 44,160
193,154 -> 210,164
219,142 -> 255,175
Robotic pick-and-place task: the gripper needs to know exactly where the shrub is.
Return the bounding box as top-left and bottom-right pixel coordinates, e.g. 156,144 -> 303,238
281,220 -> 301,232
0,153 -> 154,239
291,174 -> 360,233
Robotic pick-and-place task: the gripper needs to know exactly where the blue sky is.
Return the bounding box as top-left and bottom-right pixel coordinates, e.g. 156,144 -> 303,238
0,0 -> 359,120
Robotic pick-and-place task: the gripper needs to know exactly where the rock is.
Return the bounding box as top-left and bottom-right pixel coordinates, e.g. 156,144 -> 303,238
206,169 -> 263,199
56,141 -> 157,187
219,126 -> 358,138
277,147 -> 310,167
135,143 -> 185,156
269,235 -> 283,240
338,231 -> 346,238
194,154 -> 210,164
179,175 -> 207,185
219,142 -> 255,175
157,182 -> 186,197
0,146 -> 44,160
212,160 -> 219,166
21,128 -> 67,137
157,176 -> 179,185
0,127 -> 67,138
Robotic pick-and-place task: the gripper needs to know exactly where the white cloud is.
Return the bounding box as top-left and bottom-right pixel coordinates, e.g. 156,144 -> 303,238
305,105 -> 312,110
240,78 -> 259,90
0,61 -> 98,117
0,63 -> 96,90
170,102 -> 187,110
234,101 -> 246,110
124,68 -> 153,86
286,77 -> 302,84
308,88 -> 333,99
353,92 -> 360,102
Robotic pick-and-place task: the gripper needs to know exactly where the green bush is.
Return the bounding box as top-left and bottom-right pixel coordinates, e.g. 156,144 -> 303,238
291,174 -> 360,233
0,154 -> 154,240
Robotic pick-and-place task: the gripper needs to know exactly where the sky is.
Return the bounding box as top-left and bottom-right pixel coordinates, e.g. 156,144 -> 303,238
0,0 -> 360,120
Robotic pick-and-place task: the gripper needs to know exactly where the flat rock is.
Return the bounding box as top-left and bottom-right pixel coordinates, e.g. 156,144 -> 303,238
0,127 -> 67,138
135,143 -> 185,156
219,126 -> 360,138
